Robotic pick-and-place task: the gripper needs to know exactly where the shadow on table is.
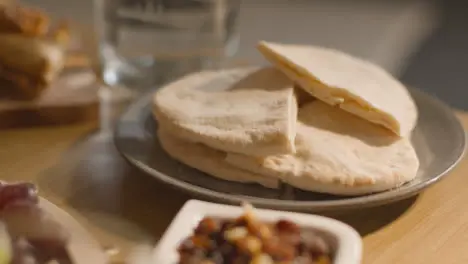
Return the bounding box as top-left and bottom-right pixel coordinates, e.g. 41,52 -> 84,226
36,131 -> 189,244
37,130 -> 418,245
322,196 -> 418,236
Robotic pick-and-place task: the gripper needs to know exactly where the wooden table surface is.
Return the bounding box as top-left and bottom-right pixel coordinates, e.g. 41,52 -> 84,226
0,103 -> 467,264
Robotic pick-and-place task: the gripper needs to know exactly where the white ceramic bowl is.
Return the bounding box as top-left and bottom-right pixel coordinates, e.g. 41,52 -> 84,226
39,198 -> 108,264
153,200 -> 362,264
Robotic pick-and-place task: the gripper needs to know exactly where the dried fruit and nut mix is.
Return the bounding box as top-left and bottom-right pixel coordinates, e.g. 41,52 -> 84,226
177,206 -> 333,264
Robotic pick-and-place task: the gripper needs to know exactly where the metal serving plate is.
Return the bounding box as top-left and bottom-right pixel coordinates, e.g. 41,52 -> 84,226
114,79 -> 465,212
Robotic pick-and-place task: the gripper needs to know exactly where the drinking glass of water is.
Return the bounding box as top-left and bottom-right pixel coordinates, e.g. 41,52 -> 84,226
94,0 -> 241,93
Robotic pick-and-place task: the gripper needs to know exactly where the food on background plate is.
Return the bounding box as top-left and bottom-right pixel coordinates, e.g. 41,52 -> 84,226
0,3 -> 70,47
257,41 -> 417,137
177,204 -> 332,264
0,181 -> 73,264
226,101 -> 419,195
0,34 -> 65,100
0,3 -> 49,36
0,2 -> 69,100
158,128 -> 280,189
153,67 -> 297,157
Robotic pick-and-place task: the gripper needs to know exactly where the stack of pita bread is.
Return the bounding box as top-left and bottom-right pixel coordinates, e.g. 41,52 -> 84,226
152,41 -> 419,196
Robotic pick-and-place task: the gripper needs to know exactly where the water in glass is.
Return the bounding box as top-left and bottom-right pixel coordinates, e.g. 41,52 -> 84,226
95,0 -> 240,92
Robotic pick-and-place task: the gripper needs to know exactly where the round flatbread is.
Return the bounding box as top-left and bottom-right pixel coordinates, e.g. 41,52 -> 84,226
157,129 -> 279,189
257,41 -> 418,137
226,101 -> 420,195
152,67 -> 297,157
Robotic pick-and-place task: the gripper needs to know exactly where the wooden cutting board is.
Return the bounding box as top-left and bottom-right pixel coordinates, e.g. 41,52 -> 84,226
0,68 -> 100,128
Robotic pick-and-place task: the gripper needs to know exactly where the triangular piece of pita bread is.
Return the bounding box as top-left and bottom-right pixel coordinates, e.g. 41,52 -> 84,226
153,67 -> 297,157
157,129 -> 279,189
225,101 -> 419,195
257,41 -> 417,137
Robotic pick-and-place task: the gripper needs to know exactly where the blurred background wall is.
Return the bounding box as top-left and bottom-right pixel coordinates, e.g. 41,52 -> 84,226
21,0 -> 468,110
401,0 -> 468,110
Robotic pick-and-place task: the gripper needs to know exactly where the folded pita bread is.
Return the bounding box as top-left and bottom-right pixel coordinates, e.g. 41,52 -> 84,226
257,41 -> 417,137
157,129 -> 279,189
0,34 -> 64,82
153,67 -> 297,157
225,101 -> 419,195
0,34 -> 65,99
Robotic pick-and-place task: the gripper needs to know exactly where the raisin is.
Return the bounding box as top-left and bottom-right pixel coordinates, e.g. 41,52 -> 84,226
195,218 -> 219,235
275,219 -> 300,234
296,241 -> 307,255
278,232 -> 301,247
233,216 -> 248,227
219,242 -> 236,257
179,249 -> 206,264
191,235 -> 214,250
207,251 -> 224,264
0,182 -> 38,210
210,231 -> 225,245
220,220 -> 235,232
232,252 -> 252,264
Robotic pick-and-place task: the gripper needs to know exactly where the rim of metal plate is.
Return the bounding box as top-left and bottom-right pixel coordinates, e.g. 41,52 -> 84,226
114,86 -> 466,212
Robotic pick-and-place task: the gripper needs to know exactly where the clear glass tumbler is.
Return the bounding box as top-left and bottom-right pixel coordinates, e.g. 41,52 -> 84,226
94,0 -> 241,93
